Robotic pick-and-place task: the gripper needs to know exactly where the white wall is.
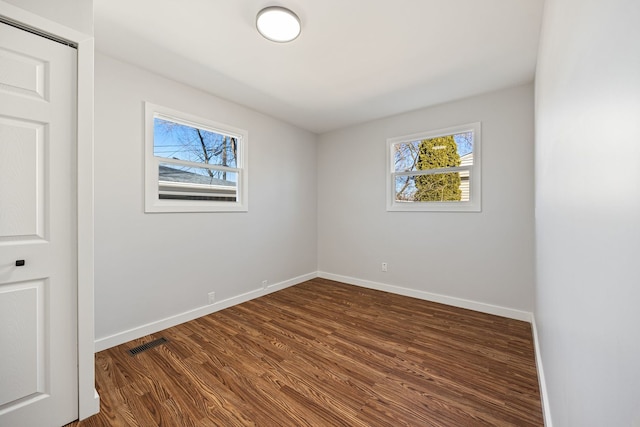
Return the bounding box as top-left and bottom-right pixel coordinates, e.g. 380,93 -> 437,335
94,53 -> 317,344
3,0 -> 92,34
318,84 -> 535,315
535,0 -> 640,425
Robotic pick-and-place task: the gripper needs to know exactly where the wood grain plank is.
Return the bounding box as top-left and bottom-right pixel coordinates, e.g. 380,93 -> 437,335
68,279 -> 543,426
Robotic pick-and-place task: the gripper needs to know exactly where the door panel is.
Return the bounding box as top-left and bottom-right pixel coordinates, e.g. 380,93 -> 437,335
0,117 -> 45,239
0,46 -> 47,100
0,280 -> 44,406
0,21 -> 78,427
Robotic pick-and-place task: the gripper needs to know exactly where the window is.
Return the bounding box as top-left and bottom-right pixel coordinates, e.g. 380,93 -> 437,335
145,103 -> 248,212
387,122 -> 481,212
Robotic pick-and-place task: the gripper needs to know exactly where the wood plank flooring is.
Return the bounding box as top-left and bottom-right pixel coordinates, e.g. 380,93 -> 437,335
69,278 -> 543,426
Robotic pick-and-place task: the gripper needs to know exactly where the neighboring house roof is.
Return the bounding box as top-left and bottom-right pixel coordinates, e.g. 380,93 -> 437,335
159,164 -> 234,187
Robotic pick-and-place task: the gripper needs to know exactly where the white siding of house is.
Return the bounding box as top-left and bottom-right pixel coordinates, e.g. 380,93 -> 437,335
459,152 -> 472,201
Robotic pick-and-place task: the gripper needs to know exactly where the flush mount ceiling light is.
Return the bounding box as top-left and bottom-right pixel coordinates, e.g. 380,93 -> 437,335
256,6 -> 301,43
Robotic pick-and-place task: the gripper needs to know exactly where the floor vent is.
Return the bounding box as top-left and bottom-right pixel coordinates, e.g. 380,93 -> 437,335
127,337 -> 168,356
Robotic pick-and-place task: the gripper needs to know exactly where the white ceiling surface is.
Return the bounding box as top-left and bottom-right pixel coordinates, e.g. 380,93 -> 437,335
94,0 -> 544,134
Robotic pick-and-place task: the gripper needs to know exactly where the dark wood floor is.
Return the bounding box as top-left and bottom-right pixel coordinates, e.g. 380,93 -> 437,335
69,278 -> 543,426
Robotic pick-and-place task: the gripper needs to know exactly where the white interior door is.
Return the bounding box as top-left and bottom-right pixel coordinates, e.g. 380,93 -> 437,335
0,21 -> 78,427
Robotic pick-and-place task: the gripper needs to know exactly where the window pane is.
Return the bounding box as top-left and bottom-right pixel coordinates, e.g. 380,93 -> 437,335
394,132 -> 473,172
393,140 -> 420,172
154,117 -> 238,168
159,162 -> 237,202
387,122 -> 480,212
395,172 -> 470,202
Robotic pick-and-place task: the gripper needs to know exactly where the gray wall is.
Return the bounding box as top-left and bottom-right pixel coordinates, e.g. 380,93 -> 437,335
535,0 -> 640,424
94,53 -> 318,344
318,84 -> 535,313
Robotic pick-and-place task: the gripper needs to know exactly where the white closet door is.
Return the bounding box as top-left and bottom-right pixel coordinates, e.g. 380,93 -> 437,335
0,21 -> 79,427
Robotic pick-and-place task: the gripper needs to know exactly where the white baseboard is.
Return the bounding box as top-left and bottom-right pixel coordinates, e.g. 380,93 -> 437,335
531,315 -> 553,427
95,270 -> 533,347
317,271 -> 532,322
94,272 -> 317,352
80,389 -> 100,420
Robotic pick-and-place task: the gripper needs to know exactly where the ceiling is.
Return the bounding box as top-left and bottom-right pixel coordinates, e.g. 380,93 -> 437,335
94,0 -> 544,134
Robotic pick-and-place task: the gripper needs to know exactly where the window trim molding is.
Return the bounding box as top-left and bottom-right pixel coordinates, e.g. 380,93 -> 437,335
386,122 -> 481,212
144,102 -> 248,213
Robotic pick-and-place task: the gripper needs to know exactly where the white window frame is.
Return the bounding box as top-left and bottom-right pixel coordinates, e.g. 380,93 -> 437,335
387,122 -> 481,212
144,102 -> 248,213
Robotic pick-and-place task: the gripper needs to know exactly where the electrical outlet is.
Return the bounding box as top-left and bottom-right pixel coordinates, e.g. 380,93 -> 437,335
262,280 -> 268,289
381,262 -> 388,272
208,292 -> 215,304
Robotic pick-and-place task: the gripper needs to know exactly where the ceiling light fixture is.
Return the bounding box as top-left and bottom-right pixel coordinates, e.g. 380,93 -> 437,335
256,6 -> 301,43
